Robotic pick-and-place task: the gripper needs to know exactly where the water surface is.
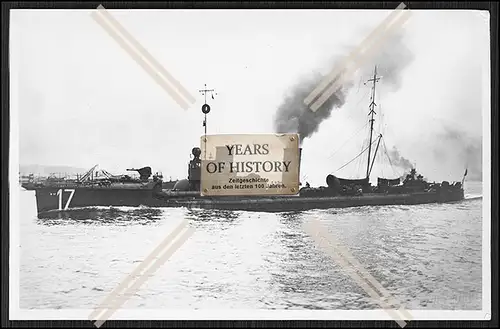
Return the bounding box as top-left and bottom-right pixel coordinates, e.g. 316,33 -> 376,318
18,182 -> 483,311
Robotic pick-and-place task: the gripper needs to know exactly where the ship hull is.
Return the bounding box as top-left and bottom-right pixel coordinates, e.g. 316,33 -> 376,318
152,189 -> 465,212
32,187 -> 165,215
27,184 -> 465,216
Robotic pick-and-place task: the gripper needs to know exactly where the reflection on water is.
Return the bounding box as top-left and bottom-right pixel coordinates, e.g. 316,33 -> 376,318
36,207 -> 166,226
185,208 -> 241,222
18,182 -> 484,311
278,211 -> 305,221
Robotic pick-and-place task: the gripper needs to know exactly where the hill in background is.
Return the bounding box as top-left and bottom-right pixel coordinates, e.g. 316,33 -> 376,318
19,164 -> 89,177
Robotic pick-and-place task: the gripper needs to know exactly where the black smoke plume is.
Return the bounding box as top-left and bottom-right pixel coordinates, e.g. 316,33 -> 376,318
388,146 -> 414,171
273,69 -> 351,145
273,29 -> 414,142
433,126 -> 482,181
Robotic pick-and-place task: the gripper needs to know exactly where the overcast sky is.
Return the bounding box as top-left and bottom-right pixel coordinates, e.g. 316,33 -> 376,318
11,9 -> 489,186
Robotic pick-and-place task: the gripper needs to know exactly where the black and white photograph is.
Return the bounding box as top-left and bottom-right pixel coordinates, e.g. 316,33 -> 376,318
8,3 -> 492,325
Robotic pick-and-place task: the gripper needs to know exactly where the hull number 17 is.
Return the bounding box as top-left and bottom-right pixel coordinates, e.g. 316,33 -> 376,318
56,189 -> 76,211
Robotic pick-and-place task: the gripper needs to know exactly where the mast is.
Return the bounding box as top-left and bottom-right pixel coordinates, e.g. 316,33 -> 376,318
369,134 -> 383,177
198,84 -> 217,159
198,84 -> 217,137
365,66 -> 381,180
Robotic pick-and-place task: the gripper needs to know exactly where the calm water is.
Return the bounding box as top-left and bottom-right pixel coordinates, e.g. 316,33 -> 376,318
18,182 -> 483,311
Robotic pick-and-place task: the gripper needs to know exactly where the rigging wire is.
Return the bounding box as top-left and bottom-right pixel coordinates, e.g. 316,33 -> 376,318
326,82 -> 371,178
376,87 -> 385,137
381,137 -> 399,178
327,121 -> 369,160
372,116 -> 383,178
379,138 -> 385,178
344,87 -> 371,122
355,123 -> 369,178
334,136 -> 381,174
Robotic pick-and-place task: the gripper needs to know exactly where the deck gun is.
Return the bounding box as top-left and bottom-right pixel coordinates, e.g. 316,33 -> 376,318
126,166 -> 152,181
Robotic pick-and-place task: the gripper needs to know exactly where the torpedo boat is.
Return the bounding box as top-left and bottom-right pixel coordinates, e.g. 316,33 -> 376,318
151,150 -> 465,212
25,67 -> 468,216
151,68 -> 466,212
